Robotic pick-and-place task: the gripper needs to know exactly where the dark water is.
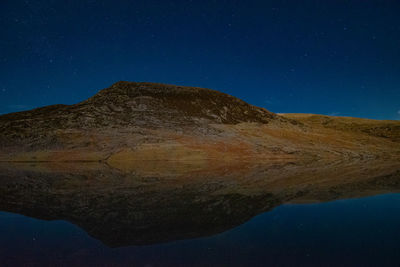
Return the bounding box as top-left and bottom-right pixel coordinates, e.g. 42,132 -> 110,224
0,193 -> 399,266
0,160 -> 399,266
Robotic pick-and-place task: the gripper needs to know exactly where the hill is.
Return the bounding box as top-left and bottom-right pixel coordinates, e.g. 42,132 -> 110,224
0,81 -> 399,163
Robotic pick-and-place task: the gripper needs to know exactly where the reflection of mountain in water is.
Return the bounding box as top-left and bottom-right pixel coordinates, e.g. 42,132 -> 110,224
0,159 -> 399,247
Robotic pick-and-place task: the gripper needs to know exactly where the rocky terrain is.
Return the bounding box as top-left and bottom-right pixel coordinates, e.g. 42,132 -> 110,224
0,81 -> 399,163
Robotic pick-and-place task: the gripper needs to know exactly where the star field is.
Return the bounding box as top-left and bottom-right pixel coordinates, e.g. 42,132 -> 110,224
1,0 -> 400,119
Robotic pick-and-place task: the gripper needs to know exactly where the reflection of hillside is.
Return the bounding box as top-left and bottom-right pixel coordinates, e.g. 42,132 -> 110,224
0,159 -> 399,247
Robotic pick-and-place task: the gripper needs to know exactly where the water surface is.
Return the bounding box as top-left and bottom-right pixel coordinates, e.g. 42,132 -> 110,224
0,160 -> 399,266
0,194 -> 399,266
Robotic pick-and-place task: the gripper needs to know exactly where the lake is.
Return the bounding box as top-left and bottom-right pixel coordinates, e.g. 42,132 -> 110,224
0,160 -> 399,266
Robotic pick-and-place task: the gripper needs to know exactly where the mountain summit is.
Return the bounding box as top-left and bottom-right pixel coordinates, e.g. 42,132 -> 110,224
83,81 -> 278,126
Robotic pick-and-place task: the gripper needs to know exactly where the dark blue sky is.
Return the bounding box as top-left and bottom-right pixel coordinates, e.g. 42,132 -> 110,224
1,0 -> 399,119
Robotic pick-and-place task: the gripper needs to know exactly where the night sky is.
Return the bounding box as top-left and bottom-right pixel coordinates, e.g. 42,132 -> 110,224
1,0 -> 399,119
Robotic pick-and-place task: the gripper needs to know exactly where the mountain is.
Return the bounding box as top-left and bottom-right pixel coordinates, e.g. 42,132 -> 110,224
0,81 -> 399,164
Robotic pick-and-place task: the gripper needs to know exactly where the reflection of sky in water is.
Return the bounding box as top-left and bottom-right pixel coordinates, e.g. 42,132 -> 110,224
0,193 -> 399,266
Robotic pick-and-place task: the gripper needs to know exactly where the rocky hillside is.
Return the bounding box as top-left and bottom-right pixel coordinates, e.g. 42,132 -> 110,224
0,81 -> 278,135
0,81 -> 399,162
83,81 -> 278,125
0,81 -> 284,151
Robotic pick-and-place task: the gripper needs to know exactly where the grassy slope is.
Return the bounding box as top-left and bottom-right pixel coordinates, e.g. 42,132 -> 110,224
1,114 -> 399,163
280,113 -> 400,142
